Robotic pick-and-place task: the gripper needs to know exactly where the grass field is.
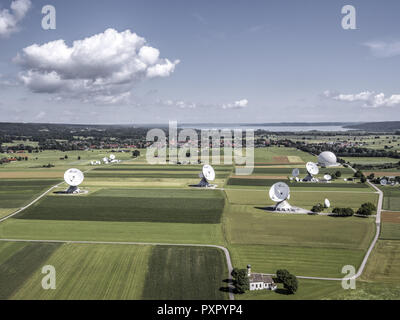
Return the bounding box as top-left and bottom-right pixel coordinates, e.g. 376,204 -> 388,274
0,179 -> 59,212
15,189 -> 225,224
380,187 -> 400,211
0,144 -> 392,300
225,189 -> 378,210
0,242 -> 61,299
227,178 -> 370,189
142,246 -> 228,300
0,241 -> 229,300
10,243 -> 151,300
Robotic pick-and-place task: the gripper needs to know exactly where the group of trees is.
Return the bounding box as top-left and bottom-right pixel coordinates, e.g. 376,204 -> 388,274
231,268 -> 249,294
276,269 -> 298,294
331,202 -> 376,217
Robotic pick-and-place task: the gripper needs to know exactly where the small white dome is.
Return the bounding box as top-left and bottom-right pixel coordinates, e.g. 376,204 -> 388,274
318,151 -> 338,167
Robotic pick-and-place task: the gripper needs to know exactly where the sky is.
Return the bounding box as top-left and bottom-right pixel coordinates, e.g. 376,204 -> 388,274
1,0 -> 400,124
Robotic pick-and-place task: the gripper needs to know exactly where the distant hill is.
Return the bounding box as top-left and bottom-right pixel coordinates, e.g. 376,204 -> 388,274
343,121 -> 400,132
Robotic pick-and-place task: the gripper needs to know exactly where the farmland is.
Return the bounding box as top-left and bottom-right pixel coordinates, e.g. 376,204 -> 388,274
0,241 -> 227,300
0,143 -> 394,300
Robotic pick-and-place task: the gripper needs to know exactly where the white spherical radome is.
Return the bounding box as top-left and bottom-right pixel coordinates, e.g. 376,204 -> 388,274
318,151 -> 337,167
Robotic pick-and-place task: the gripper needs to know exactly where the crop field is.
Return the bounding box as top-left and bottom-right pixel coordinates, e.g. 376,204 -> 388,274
227,178 -> 370,189
362,240 -> 400,283
254,147 -> 315,164
380,187 -> 400,211
0,241 -> 228,300
342,157 -> 400,165
225,189 -> 378,210
0,144 -> 391,300
15,189 -> 225,224
0,179 -> 60,218
142,246 -> 228,300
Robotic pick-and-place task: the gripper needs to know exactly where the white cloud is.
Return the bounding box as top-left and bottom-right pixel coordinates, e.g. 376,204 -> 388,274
0,0 -> 31,37
222,99 -> 249,109
159,99 -> 197,109
363,40 -> 400,58
324,90 -> 400,108
14,28 -> 180,104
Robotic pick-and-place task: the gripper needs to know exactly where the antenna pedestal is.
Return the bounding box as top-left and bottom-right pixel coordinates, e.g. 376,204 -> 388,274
66,186 -> 80,194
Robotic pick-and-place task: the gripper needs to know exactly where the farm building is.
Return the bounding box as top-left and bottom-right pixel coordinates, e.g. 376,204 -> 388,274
247,265 -> 277,291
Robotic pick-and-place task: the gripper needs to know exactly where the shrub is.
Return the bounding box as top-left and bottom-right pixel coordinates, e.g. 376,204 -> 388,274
332,207 -> 354,217
283,274 -> 298,294
276,269 -> 290,283
357,202 -> 377,216
311,203 -> 324,213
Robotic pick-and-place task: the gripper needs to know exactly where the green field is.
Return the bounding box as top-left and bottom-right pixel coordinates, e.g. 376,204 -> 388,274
0,241 -> 228,300
142,246 -> 228,300
15,189 -> 225,224
0,179 -> 60,218
380,187 -> 400,211
0,144 -> 392,300
227,178 -> 369,189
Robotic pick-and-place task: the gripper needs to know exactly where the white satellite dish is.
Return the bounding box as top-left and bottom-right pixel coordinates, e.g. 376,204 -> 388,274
203,165 -> 216,182
306,162 -> 319,175
64,168 -> 84,187
110,154 -> 116,160
324,198 -> 331,208
63,168 -> 84,194
324,174 -> 332,181
292,168 -> 300,177
380,179 -> 388,186
269,182 -> 290,202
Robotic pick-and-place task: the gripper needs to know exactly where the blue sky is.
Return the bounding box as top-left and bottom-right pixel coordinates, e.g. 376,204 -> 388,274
1,0 -> 400,124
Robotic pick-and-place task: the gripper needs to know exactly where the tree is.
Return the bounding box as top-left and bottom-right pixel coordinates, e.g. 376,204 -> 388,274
360,176 -> 367,183
276,269 -> 290,283
132,150 -> 141,158
311,203 -> 324,213
335,171 -> 342,178
283,274 -> 298,294
357,202 -> 377,216
231,268 -> 249,294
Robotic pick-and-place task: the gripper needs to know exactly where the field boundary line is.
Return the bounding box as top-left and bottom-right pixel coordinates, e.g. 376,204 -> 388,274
0,238 -> 235,300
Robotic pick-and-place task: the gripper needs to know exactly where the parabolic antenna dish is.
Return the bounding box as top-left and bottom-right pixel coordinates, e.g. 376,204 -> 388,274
202,165 -> 216,181
292,168 -> 300,177
64,168 -> 84,187
324,174 -> 332,181
269,182 -> 290,203
324,198 -> 331,208
306,162 -> 319,175
380,179 -> 388,186
110,154 -> 116,160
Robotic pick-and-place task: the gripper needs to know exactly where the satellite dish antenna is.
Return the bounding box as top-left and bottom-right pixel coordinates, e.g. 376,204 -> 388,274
324,199 -> 331,208
203,165 -> 216,181
110,154 -> 116,160
64,168 -> 84,194
269,182 -> 293,212
380,179 -> 388,186
306,162 -> 319,175
269,182 -> 290,202
292,168 -> 300,177
324,174 -> 332,181
194,165 -> 216,188
303,162 -> 319,182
